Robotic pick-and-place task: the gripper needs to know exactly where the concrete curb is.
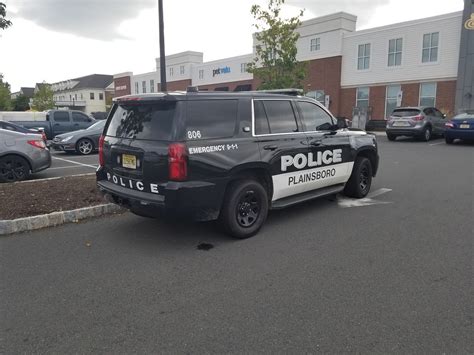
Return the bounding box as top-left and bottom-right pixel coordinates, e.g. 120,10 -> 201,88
0,203 -> 124,236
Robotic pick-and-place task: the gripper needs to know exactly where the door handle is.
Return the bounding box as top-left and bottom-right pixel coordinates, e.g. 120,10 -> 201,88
263,145 -> 277,151
310,140 -> 322,146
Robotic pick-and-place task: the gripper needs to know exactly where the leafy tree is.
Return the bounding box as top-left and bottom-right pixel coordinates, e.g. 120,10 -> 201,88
247,0 -> 306,90
0,2 -> 12,30
32,83 -> 55,111
0,74 -> 12,110
13,94 -> 30,111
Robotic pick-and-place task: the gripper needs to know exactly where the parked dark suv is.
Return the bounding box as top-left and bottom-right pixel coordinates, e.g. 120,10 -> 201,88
97,89 -> 379,238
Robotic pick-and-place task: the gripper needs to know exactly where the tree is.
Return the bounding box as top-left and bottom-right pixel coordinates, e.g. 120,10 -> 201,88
32,84 -> 55,111
0,74 -> 12,110
0,2 -> 12,30
247,0 -> 306,90
13,95 -> 30,111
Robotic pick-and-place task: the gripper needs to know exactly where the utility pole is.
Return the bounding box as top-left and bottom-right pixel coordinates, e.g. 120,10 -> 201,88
158,0 -> 167,92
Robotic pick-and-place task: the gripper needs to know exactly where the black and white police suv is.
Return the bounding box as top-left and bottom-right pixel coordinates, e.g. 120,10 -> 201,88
96,88 -> 379,238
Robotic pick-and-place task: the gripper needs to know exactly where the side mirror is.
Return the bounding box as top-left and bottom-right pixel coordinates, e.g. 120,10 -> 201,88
336,117 -> 348,129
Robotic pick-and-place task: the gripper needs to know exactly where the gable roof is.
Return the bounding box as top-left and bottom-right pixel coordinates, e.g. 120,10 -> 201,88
71,74 -> 113,90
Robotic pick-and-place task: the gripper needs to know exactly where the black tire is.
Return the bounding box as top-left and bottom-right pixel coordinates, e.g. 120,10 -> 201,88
386,133 -> 397,141
421,126 -> 432,142
220,179 -> 269,239
76,138 -> 94,155
344,156 -> 372,198
445,137 -> 454,144
0,155 -> 30,183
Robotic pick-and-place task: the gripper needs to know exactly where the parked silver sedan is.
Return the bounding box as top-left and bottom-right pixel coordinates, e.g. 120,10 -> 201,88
51,120 -> 106,155
0,129 -> 51,182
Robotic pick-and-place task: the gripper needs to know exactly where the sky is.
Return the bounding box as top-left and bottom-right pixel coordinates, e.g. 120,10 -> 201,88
0,0 -> 465,92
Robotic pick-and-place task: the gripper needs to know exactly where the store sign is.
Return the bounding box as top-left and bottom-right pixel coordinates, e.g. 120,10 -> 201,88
465,14 -> 474,30
116,85 -> 127,91
212,66 -> 231,77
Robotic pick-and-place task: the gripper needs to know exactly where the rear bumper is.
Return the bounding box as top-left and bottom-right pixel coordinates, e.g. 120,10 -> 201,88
444,129 -> 474,140
31,149 -> 52,173
386,127 -> 424,136
96,168 -> 226,221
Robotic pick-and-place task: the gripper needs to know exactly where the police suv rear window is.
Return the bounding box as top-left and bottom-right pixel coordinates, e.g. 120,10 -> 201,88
254,100 -> 298,135
106,102 -> 177,141
185,100 -> 237,140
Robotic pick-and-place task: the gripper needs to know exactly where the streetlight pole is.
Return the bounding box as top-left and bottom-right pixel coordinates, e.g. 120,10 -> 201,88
158,0 -> 167,92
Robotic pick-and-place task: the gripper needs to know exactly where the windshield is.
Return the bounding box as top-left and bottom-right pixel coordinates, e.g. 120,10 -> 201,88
105,101 -> 178,141
86,120 -> 106,130
453,113 -> 474,120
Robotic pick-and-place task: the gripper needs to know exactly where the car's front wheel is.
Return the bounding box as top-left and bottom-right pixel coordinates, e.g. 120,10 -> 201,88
344,156 -> 372,198
76,138 -> 94,155
220,179 -> 269,239
421,126 -> 432,142
0,155 -> 30,183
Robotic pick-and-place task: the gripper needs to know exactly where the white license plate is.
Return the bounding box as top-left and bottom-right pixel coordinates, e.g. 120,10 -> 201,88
393,121 -> 410,127
460,124 -> 470,129
122,154 -> 137,169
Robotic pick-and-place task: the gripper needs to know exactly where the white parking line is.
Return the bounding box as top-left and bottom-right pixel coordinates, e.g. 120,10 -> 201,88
48,165 -> 94,171
429,142 -> 445,146
52,156 -> 97,168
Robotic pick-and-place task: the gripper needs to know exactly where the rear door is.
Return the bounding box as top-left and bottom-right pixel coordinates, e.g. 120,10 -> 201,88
72,111 -> 94,131
51,111 -> 72,136
432,108 -> 445,134
253,98 -> 309,201
102,99 -> 180,195
297,100 -> 354,189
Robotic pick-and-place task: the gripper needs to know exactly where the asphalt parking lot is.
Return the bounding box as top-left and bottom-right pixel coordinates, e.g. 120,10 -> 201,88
1,136 -> 472,353
32,150 -> 99,179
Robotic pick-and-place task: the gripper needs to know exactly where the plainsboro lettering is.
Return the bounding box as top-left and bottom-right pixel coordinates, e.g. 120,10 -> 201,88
288,168 -> 336,186
281,149 -> 342,172
106,172 -> 160,194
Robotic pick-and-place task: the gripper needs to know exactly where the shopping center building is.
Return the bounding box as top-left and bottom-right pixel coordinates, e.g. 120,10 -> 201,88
113,0 -> 473,122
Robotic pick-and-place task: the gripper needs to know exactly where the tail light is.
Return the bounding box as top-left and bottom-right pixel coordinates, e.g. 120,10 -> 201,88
41,132 -> 47,142
27,140 -> 46,149
98,135 -> 105,167
445,122 -> 455,129
168,143 -> 187,181
413,114 -> 424,121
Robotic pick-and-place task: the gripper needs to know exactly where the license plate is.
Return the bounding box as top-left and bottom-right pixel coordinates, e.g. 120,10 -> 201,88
460,124 -> 470,129
393,121 -> 409,127
122,154 -> 137,169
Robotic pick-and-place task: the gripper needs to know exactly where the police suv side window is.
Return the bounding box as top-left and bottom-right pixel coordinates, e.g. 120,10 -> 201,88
254,100 -> 270,135
261,100 -> 298,134
186,100 -> 237,140
298,101 -> 334,131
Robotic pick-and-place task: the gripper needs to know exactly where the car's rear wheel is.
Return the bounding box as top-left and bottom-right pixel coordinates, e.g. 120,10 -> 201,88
76,138 -> 94,155
0,155 -> 30,183
386,133 -> 397,141
220,179 -> 268,239
445,136 -> 454,144
344,156 -> 372,198
421,126 -> 432,142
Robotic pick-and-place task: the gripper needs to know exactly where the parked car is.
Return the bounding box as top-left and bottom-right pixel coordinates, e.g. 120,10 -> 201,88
444,113 -> 474,144
51,120 -> 106,155
97,89 -> 379,239
0,110 -> 96,140
0,120 -> 47,142
0,129 -> 51,183
91,111 -> 109,120
386,106 -> 446,141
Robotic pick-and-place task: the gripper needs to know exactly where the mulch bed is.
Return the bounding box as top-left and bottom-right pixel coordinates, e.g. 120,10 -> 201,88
0,175 -> 107,220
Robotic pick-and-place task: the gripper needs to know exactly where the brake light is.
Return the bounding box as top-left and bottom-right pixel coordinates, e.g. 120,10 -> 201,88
27,140 -> 46,149
413,114 -> 424,121
168,143 -> 187,181
98,135 -> 105,167
445,122 -> 455,129
41,132 -> 47,142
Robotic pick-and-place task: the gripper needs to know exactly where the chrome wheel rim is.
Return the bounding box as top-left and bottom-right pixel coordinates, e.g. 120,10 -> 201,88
359,165 -> 370,192
78,140 -> 92,154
